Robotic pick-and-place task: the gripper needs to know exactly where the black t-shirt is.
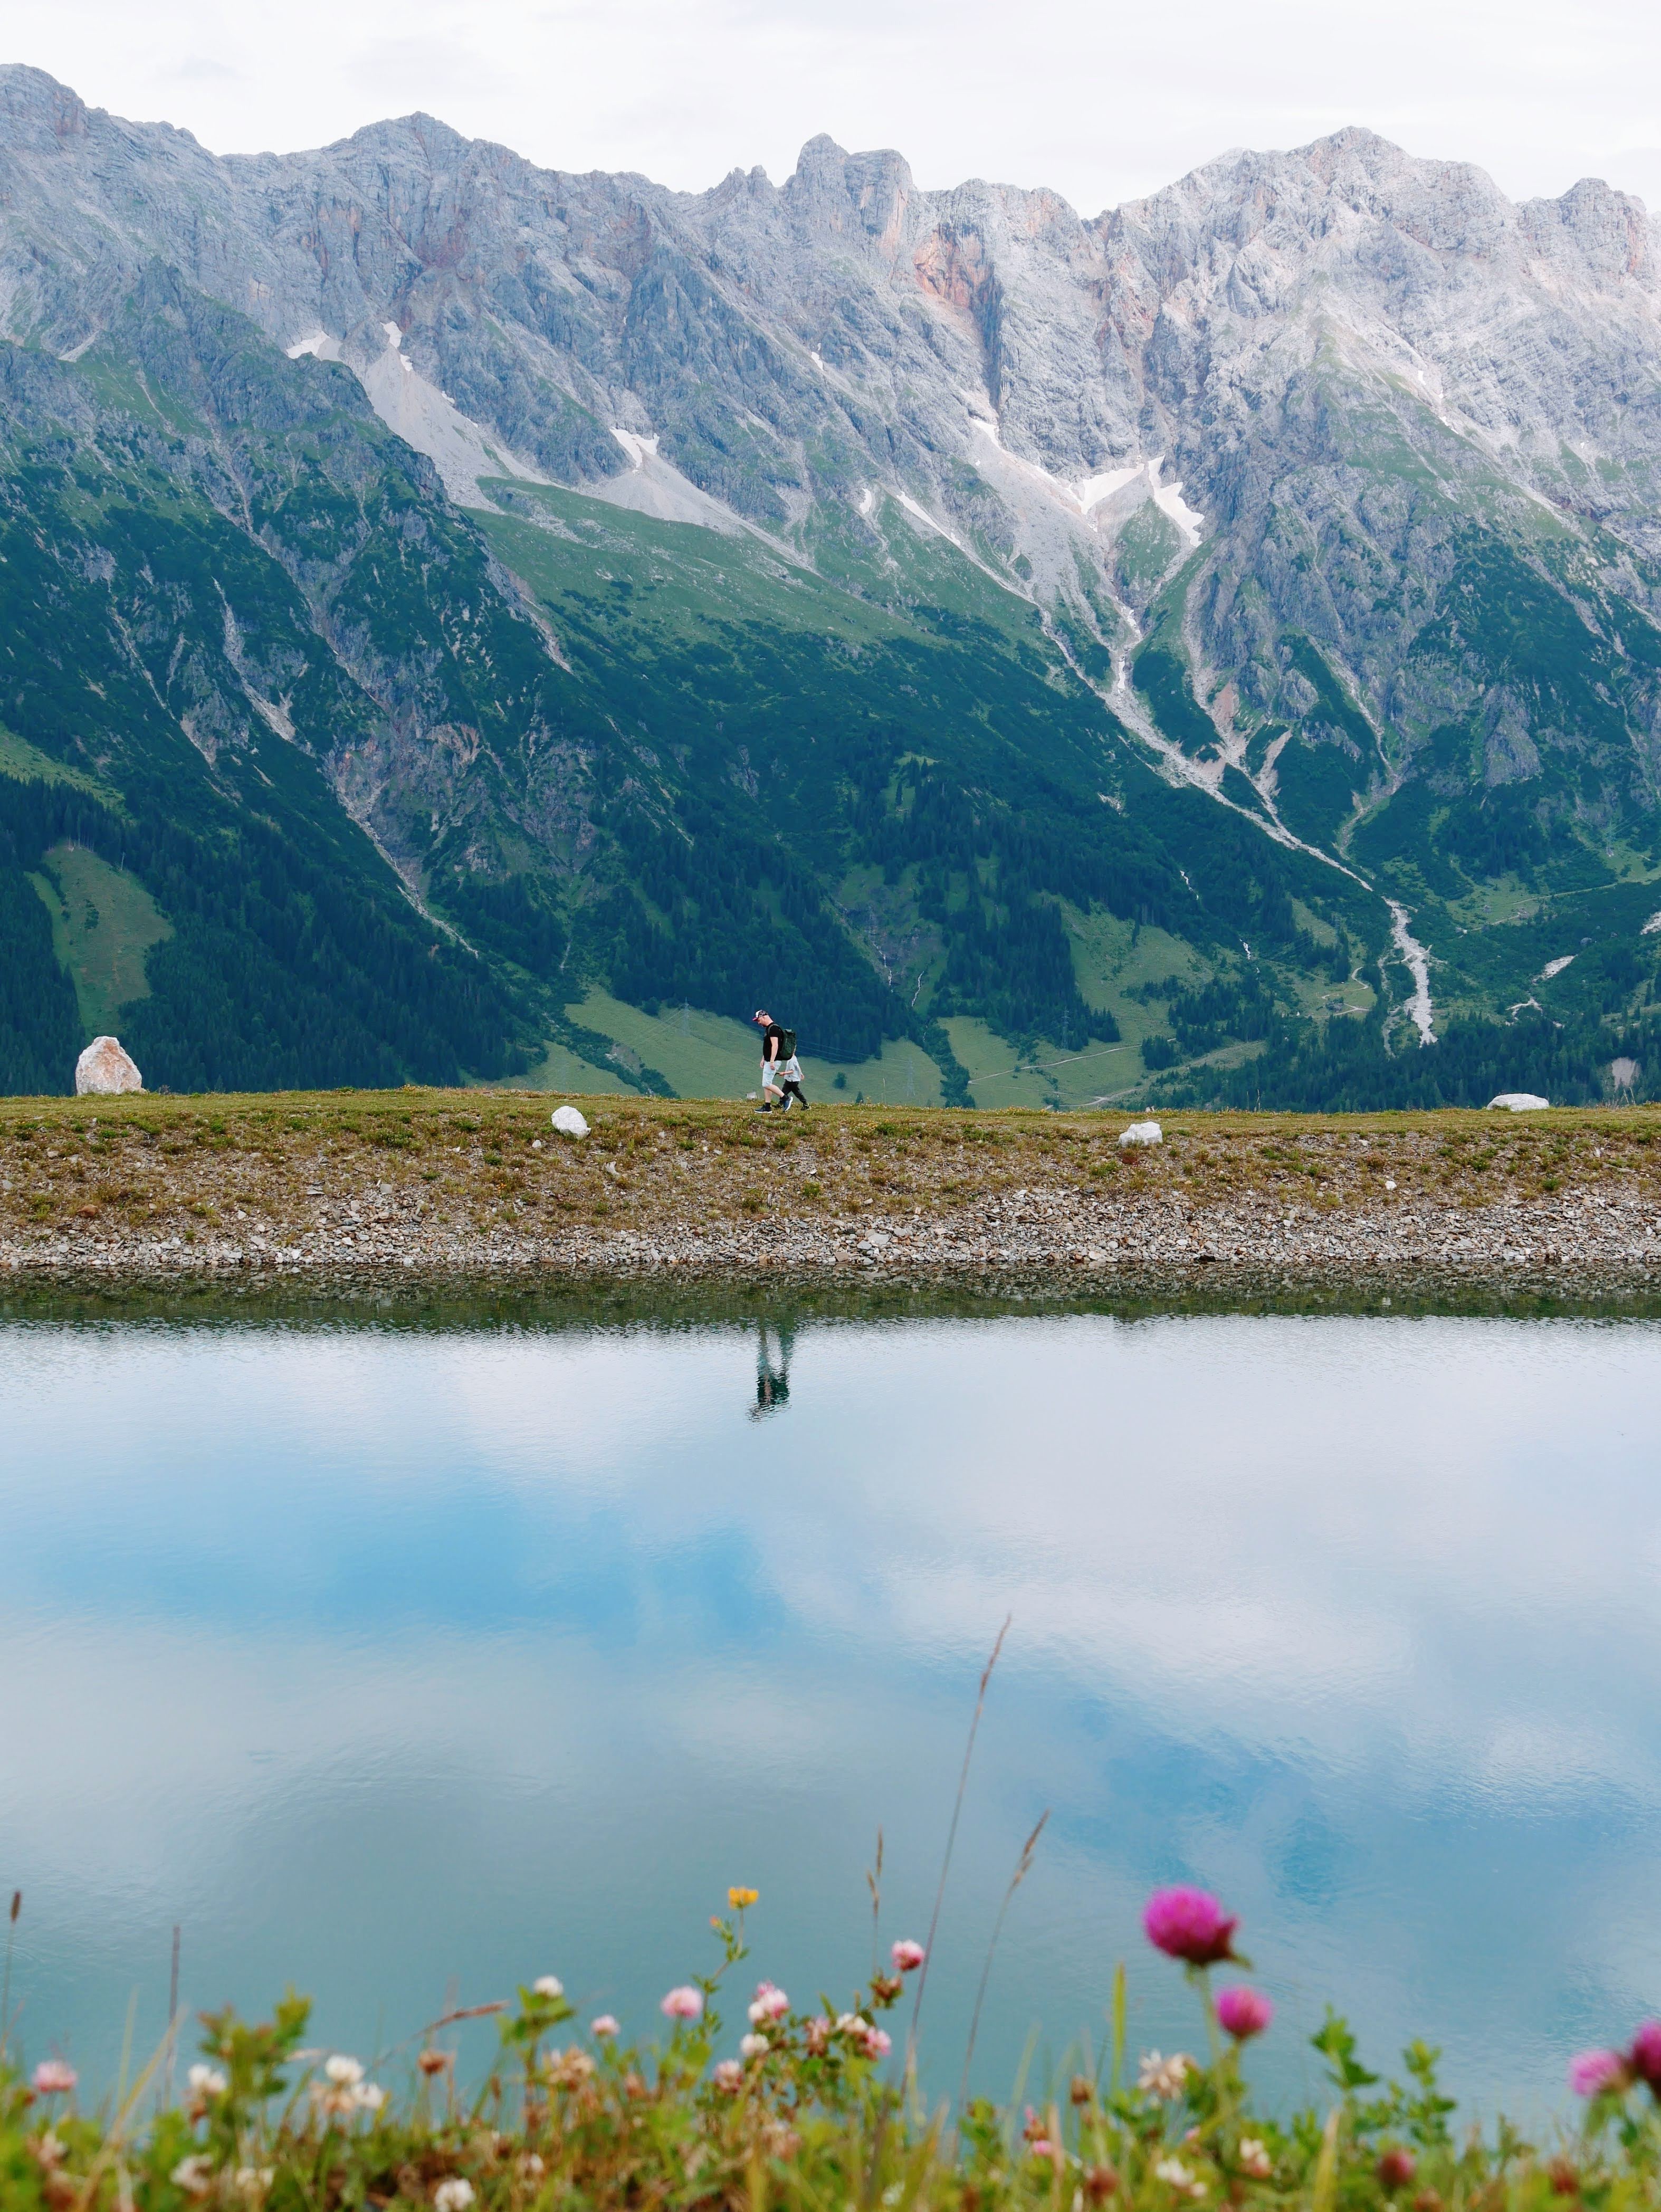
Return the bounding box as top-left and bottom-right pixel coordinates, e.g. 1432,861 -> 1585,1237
759,1021 -> 786,1063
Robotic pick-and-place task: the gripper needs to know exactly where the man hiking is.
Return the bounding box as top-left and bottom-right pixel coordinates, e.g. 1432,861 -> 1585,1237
752,1009 -> 808,1112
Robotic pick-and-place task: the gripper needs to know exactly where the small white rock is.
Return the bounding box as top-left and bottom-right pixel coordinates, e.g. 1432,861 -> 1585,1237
1487,1093 -> 1550,1112
1118,1120 -> 1163,1148
550,1105 -> 590,1138
75,1036 -> 142,1095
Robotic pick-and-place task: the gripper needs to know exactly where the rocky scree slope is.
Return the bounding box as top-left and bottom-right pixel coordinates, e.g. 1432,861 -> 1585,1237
2,65 -> 1661,1102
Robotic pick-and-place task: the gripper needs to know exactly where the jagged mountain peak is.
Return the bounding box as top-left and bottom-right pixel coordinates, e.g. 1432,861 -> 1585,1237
3,72 -> 1661,1110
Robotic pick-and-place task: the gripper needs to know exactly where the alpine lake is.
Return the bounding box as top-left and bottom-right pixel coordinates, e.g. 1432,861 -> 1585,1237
3,1275 -> 1658,2121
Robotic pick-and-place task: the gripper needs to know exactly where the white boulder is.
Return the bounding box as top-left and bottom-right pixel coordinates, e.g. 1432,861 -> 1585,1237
550,1105 -> 590,1138
75,1036 -> 142,1095
1118,1119 -> 1163,1148
1487,1092 -> 1549,1112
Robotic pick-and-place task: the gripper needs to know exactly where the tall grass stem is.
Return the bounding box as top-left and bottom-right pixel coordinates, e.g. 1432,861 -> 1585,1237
908,1615 -> 1010,2072
0,1890 -> 18,2060
957,1809 -> 1048,2111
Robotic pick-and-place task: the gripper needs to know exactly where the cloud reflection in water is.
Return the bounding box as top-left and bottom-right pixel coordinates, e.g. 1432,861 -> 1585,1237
1,1309 -> 1657,2110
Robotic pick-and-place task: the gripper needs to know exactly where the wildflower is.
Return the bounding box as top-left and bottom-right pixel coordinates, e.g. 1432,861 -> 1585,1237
546,2047 -> 597,2089
760,2116 -> 801,2159
1377,2149 -> 1418,2191
29,2134 -> 65,2170
1084,2165 -> 1119,2202
1138,2050 -> 1193,2100
1630,2020 -> 1661,2088
661,1985 -> 704,2020
1154,2157 -> 1206,2197
805,2017 -> 831,2055
748,1981 -> 790,2024
171,2155 -> 214,2199
891,1939 -> 926,1972
1070,2074 -> 1094,2106
1569,2049 -> 1630,2099
31,2061 -> 77,2096
1027,2137 -> 1059,2163
728,1886 -> 759,1910
1238,2141 -> 1273,2181
835,2011 -> 865,2035
740,2034 -> 769,2060
355,2081 -> 387,2113
233,2170 -> 275,2201
434,2182 -> 476,2212
533,1975 -> 564,1999
590,2014 -> 619,2039
862,2024 -> 892,2058
518,2155 -> 546,2182
1143,1887 -> 1239,1967
418,2048 -> 451,2075
187,2063 -> 228,2097
712,2058 -> 744,2091
323,2054 -> 365,2086
1215,1987 -> 1274,2041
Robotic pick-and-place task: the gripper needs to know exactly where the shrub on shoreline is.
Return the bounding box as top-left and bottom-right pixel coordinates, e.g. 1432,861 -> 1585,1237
5,1891 -> 1659,2211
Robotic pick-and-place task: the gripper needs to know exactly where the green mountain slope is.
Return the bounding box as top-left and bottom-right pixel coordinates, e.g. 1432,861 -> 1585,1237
0,267 -> 1657,1108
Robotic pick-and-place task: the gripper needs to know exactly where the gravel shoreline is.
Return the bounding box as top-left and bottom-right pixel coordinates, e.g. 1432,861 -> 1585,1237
5,1183 -> 1659,1285
4,1092 -> 1659,1293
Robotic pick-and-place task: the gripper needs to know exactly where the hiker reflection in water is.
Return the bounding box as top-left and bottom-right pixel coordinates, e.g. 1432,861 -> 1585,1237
750,1320 -> 794,1417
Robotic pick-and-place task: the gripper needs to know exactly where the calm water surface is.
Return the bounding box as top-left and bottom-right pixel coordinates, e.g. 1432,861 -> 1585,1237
3,1293 -> 1659,2114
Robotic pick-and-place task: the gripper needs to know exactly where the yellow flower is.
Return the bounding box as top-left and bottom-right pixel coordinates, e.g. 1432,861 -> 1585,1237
728,1886 -> 759,1911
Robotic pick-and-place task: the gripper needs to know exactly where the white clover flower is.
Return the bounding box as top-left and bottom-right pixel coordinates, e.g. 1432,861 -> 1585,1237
1238,2140 -> 1273,2181
1153,2158 -> 1207,2199
533,1976 -> 564,1999
712,2058 -> 744,2092
323,2054 -> 365,2086
354,2081 -> 387,2113
1138,2050 -> 1192,2100
234,2169 -> 275,2200
739,2033 -> 769,2060
171,2154 -> 214,2199
545,2047 -> 596,2089
187,2064 -> 228,2097
433,2181 -> 476,2212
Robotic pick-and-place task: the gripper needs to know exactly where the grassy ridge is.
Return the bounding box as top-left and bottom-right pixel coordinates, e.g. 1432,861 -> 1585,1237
1,1092 -> 1659,1254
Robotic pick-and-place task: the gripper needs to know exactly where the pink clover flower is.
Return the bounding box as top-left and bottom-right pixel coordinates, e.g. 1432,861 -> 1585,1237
1142,1886 -> 1239,1967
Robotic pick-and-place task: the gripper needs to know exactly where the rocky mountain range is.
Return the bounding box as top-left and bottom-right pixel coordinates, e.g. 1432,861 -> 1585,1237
1,61 -> 1658,1104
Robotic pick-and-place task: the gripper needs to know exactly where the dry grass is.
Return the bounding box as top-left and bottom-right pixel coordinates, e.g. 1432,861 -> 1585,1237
2,1092 -> 1658,1250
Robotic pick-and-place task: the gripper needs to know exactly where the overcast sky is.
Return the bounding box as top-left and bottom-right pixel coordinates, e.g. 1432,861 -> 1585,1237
11,0 -> 1661,214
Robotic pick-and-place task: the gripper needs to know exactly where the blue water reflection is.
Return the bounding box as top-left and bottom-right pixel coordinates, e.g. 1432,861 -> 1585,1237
3,1305 -> 1658,2116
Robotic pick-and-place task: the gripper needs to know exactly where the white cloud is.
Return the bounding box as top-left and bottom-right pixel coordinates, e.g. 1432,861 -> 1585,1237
8,0 -> 1661,211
